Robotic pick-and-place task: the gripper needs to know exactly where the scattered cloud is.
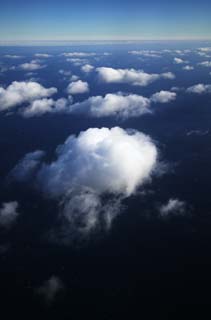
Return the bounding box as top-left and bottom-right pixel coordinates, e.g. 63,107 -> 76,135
81,64 -> 94,73
187,83 -> 211,94
159,198 -> 186,217
4,55 -> 22,59
198,61 -> 211,67
34,53 -> 52,58
37,276 -> 64,304
183,65 -> 194,71
19,60 -> 46,71
128,50 -> 161,58
96,67 -> 175,86
0,81 -> 57,111
21,98 -> 68,117
174,57 -> 188,64
68,92 -> 151,119
62,52 -> 96,57
67,80 -> 89,94
151,90 -> 176,103
0,201 -> 19,228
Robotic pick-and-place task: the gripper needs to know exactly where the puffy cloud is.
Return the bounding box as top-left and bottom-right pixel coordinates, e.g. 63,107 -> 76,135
10,150 -> 45,181
187,83 -> 211,94
62,52 -> 96,57
34,53 -> 52,58
96,67 -> 175,86
67,80 -> 89,94
159,198 -> 186,217
174,57 -> 187,64
33,127 -> 158,234
0,81 -> 57,111
19,60 -> 46,71
0,201 -> 19,228
21,98 -> 68,117
66,58 -> 88,66
183,65 -> 194,71
198,47 -> 211,52
81,64 -> 94,73
68,92 -> 151,119
37,276 -> 64,303
198,61 -> 211,67
151,90 -> 176,103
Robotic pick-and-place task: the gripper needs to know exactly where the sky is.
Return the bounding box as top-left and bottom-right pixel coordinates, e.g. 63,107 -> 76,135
0,0 -> 211,42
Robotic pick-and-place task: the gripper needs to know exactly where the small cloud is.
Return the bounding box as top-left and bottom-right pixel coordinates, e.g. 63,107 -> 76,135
183,65 -> 194,71
62,52 -> 96,57
34,53 -> 52,58
81,64 -> 94,73
159,198 -> 186,217
37,276 -> 64,304
4,55 -> 22,59
0,201 -> 19,228
151,90 -> 176,103
187,83 -> 211,94
67,80 -> 89,94
174,57 -> 188,64
198,61 -> 211,67
19,60 -> 46,71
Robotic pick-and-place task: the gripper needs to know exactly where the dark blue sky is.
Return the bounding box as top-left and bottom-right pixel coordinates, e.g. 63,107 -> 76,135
1,0 -> 211,41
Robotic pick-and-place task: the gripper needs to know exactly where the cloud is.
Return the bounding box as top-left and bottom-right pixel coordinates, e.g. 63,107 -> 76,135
62,52 -> 96,57
0,81 -> 57,111
81,64 -> 94,73
128,50 -> 161,58
68,92 -> 151,119
37,276 -> 64,304
151,91 -> 176,103
10,150 -> 45,181
183,65 -> 194,71
19,60 -> 46,71
0,201 -> 19,228
28,127 -> 158,234
34,53 -> 52,58
96,67 -> 175,86
198,61 -> 211,67
159,198 -> 186,217
187,83 -> 211,94
198,47 -> 211,52
21,98 -> 68,117
4,55 -> 22,59
174,57 -> 188,64
67,80 -> 89,94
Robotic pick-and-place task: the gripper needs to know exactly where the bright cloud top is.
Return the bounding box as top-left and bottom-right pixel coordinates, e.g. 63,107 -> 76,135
151,91 -> 176,103
187,83 -> 211,94
96,67 -> 175,86
67,80 -> 89,95
68,93 -> 151,119
19,60 -> 46,71
0,81 -> 57,111
17,127 -> 158,234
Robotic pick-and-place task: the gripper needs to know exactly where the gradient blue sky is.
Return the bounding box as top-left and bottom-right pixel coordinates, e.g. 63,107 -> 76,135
1,0 -> 211,41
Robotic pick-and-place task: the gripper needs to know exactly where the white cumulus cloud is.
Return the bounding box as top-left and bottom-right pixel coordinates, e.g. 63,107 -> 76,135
151,91 -> 176,103
19,60 -> 46,71
67,80 -> 89,94
0,81 -> 57,111
96,67 -> 175,86
81,64 -> 94,73
187,83 -> 211,94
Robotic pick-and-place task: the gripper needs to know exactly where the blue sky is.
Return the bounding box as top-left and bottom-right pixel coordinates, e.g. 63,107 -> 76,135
0,0 -> 211,41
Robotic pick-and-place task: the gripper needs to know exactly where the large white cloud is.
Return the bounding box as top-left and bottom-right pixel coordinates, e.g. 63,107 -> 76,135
187,83 -> 211,94
68,93 -> 151,119
0,201 -> 19,228
96,67 -> 175,86
67,80 -> 89,95
151,91 -> 176,103
24,127 -> 158,234
0,81 -> 57,111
